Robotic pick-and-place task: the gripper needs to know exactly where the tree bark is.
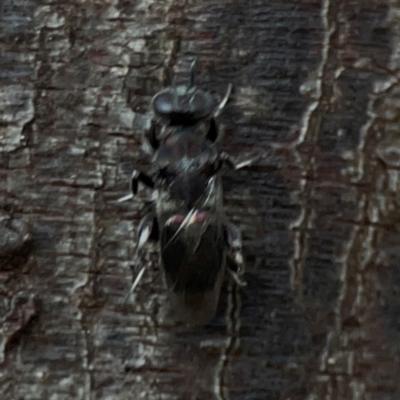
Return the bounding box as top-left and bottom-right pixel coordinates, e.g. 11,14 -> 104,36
1,0 -> 400,399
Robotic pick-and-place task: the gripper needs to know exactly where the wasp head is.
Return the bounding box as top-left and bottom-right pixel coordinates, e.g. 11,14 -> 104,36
152,86 -> 215,125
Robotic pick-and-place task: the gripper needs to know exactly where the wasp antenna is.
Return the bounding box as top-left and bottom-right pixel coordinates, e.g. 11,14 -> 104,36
162,63 -> 173,87
213,83 -> 233,118
189,58 -> 197,87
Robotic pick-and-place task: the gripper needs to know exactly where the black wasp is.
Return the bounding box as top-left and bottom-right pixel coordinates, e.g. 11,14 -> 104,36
120,60 -> 247,326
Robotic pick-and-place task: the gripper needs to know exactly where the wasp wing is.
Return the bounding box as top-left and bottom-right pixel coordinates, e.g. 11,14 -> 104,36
160,218 -> 225,326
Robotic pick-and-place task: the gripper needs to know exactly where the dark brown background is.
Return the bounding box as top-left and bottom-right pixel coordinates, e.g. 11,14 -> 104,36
1,0 -> 400,399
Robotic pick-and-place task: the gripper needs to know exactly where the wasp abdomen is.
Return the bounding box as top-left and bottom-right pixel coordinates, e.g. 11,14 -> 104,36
160,215 -> 225,325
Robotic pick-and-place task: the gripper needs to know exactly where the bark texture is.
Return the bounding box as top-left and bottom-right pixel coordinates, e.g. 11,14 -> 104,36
1,0 -> 400,399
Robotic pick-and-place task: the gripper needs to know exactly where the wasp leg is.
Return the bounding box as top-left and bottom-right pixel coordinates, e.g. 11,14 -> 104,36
136,213 -> 159,249
207,83 -> 233,142
219,151 -> 257,171
124,214 -> 159,301
219,152 -> 236,169
189,58 -> 197,87
224,221 -> 247,287
207,118 -> 219,143
203,151 -> 248,179
143,119 -> 160,152
116,171 -> 155,203
130,170 -> 155,195
213,83 -> 233,118
134,213 -> 158,277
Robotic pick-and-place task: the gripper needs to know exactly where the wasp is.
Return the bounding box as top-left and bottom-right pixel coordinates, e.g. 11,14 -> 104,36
120,60 -> 247,325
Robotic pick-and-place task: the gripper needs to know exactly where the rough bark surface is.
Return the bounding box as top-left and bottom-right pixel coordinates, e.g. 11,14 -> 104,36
1,0 -> 400,399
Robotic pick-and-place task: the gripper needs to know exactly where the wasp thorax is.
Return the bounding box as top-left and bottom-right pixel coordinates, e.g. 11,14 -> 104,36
152,86 -> 214,123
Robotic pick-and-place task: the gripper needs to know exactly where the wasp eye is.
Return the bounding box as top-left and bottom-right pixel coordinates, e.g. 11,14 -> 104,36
153,92 -> 174,115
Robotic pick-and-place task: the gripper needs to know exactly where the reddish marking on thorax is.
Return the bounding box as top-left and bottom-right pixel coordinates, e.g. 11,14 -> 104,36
166,211 -> 208,225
